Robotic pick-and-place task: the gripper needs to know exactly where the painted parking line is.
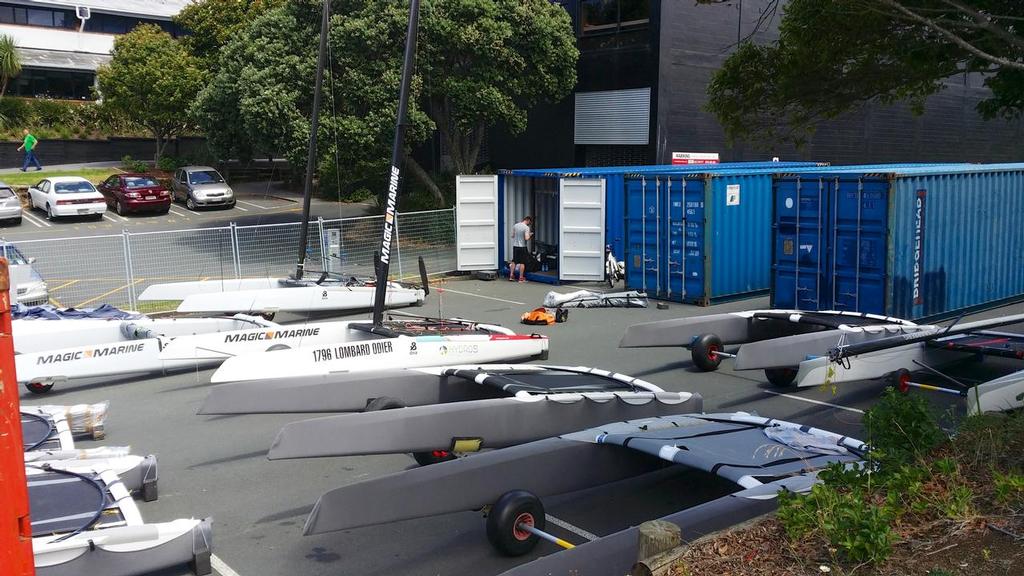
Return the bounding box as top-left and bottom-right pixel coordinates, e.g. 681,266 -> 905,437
211,554 -> 242,576
435,287 -> 526,306
761,389 -> 865,414
546,514 -> 598,542
49,279 -> 80,292
236,200 -> 269,210
232,204 -> 249,212
106,212 -> 129,223
75,279 -> 143,307
102,213 -> 119,223
21,211 -> 50,227
168,207 -> 191,218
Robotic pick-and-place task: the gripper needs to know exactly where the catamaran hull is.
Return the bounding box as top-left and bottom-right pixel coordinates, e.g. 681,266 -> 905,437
304,437 -> 662,535
17,339 -> 221,386
267,391 -> 701,459
199,370 -> 502,414
210,334 -> 549,383
175,285 -> 424,314
794,344 -> 967,388
34,518 -> 212,576
26,454 -> 158,497
733,324 -> 936,370
968,369 -> 1024,414
157,321 -> 363,361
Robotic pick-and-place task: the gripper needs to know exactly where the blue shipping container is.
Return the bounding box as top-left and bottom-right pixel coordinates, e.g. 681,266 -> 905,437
771,164 -> 1024,320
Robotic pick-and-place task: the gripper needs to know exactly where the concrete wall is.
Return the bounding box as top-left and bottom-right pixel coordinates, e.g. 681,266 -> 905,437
655,1 -> 1024,164
0,136 -> 210,168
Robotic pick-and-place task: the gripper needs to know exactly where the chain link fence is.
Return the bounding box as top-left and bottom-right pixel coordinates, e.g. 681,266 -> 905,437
2,209 -> 456,311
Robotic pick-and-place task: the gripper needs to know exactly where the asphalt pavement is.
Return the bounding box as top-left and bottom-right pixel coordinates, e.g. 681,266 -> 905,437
19,278 -> 1021,576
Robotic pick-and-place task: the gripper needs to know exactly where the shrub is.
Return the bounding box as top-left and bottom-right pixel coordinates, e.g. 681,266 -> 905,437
121,155 -> 148,173
0,97 -> 28,127
157,155 -> 180,172
863,388 -> 945,468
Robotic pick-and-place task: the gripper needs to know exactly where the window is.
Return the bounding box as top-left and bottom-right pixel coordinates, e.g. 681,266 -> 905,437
188,171 -> 225,185
54,181 -> 97,194
103,176 -> 119,188
579,0 -> 649,35
0,186 -> 15,199
27,8 -> 52,26
9,68 -> 96,100
124,176 -> 160,189
0,3 -> 75,28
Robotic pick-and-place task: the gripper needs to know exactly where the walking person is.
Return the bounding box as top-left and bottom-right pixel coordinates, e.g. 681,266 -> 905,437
18,129 -> 41,171
509,215 -> 533,282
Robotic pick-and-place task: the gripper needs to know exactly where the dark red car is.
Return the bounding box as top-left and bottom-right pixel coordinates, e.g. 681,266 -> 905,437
97,173 -> 172,215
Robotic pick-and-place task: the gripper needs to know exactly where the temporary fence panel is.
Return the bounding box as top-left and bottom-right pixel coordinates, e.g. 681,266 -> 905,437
455,175 -> 498,271
559,178 -> 606,281
772,164 -> 1024,320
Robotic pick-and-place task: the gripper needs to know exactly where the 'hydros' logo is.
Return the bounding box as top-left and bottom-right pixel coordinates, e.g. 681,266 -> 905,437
37,343 -> 146,364
913,190 -> 926,306
224,328 -> 321,343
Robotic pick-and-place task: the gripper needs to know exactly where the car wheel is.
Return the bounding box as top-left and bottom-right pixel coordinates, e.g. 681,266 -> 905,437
116,200 -> 126,216
26,381 -> 54,394
13,217 -> 21,225
690,334 -> 724,372
46,204 -> 55,221
93,213 -> 104,221
486,490 -> 545,556
161,206 -> 170,214
186,196 -> 197,211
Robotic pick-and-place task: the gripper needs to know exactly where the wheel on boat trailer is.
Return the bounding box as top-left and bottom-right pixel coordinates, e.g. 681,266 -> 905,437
690,334 -> 724,372
487,490 -> 546,556
886,368 -> 913,394
412,449 -> 457,466
765,368 -> 798,387
25,381 -> 54,394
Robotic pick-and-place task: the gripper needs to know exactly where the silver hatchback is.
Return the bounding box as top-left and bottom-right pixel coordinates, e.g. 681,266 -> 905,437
171,166 -> 235,211
0,182 -> 22,225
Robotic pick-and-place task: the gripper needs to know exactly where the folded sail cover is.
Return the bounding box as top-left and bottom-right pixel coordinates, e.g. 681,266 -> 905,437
13,304 -> 142,320
544,290 -> 648,308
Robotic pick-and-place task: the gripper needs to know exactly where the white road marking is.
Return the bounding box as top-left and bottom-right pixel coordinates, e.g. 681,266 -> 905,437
106,212 -> 127,223
211,554 -> 242,576
168,207 -> 190,218
546,514 -> 598,542
21,211 -> 49,227
436,287 -> 525,305
102,213 -> 118,223
237,200 -> 268,209
232,204 -> 249,212
761,390 -> 865,414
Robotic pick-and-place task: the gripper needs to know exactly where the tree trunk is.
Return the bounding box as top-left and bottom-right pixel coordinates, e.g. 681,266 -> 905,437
406,156 -> 444,205
154,131 -> 166,165
0,77 -> 8,99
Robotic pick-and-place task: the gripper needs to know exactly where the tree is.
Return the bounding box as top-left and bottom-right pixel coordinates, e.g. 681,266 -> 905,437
96,25 -> 205,162
195,0 -> 578,204
174,0 -> 284,68
0,34 -> 21,98
703,0 -> 1024,146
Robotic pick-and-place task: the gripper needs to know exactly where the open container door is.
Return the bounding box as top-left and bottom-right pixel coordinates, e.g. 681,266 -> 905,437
559,178 -> 606,281
455,175 -> 499,271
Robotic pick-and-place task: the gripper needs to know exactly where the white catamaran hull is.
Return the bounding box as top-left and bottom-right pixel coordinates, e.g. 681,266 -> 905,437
794,343 -> 968,388
138,278 -> 287,300
210,333 -> 549,383
175,284 -> 424,314
968,369 -> 1024,414
157,321 -> 363,360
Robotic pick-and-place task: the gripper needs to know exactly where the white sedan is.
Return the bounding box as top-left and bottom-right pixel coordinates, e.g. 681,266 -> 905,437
28,177 -> 107,220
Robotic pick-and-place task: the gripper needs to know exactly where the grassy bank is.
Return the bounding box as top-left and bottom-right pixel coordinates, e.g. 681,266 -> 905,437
0,167 -> 121,186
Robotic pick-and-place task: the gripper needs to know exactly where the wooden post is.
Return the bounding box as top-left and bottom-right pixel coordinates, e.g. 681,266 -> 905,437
630,520 -> 682,576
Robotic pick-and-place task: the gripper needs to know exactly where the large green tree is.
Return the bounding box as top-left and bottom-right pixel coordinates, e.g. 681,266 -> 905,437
194,0 -> 577,204
174,0 -> 284,69
97,25 -> 205,162
703,0 -> 1024,146
0,34 -> 21,99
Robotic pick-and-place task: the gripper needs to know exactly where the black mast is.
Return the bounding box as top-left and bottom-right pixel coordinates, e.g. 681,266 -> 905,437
294,0 -> 331,280
372,0 -> 420,326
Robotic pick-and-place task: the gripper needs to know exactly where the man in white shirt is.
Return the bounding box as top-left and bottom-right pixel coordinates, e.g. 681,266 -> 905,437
510,215 -> 533,282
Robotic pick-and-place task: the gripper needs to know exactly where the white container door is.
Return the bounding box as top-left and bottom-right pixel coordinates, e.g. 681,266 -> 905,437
455,175 -> 499,271
559,178 -> 605,281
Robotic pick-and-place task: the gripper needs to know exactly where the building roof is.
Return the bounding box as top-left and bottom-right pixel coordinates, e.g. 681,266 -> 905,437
16,47 -> 110,71
23,0 -> 191,19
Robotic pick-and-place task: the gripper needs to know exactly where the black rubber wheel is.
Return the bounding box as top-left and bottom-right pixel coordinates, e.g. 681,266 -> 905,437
92,213 -> 104,221
887,368 -> 913,394
116,200 -> 126,216
46,204 -> 55,220
412,450 -> 457,466
364,396 -> 405,411
765,367 -> 798,387
26,381 -> 54,394
186,196 -> 197,211
486,490 -> 545,556
690,334 -> 724,372
13,217 -> 21,225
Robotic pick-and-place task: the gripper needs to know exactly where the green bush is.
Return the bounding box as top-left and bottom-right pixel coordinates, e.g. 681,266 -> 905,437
0,97 -> 28,127
863,388 -> 944,468
121,155 -> 148,173
157,155 -> 180,172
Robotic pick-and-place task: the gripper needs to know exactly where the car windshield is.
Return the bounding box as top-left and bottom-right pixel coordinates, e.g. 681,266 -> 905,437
54,181 -> 97,194
124,177 -> 160,189
0,187 -> 13,198
189,171 -> 224,185
3,246 -> 28,265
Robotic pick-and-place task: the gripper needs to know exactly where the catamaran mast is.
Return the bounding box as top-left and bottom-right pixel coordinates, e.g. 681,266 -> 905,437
294,0 -> 332,281
372,0 -> 420,326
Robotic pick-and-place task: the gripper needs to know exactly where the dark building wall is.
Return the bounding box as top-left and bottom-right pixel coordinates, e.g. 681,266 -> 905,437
656,1 -> 1024,164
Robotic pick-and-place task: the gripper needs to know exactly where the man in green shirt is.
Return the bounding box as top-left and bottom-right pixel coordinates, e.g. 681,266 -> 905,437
18,129 -> 41,171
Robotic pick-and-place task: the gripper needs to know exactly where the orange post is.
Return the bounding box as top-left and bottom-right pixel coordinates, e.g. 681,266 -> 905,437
0,257 -> 34,575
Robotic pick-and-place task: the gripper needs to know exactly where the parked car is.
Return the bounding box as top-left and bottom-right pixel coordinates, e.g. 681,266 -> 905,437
172,166 -> 235,210
3,244 -> 48,305
98,173 -> 172,215
27,177 -> 106,220
0,181 -> 22,225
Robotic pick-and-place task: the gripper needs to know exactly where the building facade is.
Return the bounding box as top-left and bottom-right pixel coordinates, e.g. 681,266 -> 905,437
0,0 -> 188,100
488,0 -> 1024,169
